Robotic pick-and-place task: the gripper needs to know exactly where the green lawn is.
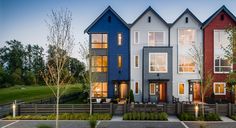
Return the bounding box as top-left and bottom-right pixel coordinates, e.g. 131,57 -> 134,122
0,84 -> 83,104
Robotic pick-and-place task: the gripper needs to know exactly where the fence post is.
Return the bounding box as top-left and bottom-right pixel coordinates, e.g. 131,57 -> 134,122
17,104 -> 21,116
228,103 -> 232,116
181,103 -> 184,114
110,103 -> 113,115
176,103 -> 180,115
232,104 -> 235,115
35,104 -> 37,114
72,104 -> 74,113
215,103 -> 218,114
124,104 -> 127,114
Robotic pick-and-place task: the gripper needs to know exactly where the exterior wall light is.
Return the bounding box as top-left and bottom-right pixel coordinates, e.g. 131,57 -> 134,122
195,104 -> 199,118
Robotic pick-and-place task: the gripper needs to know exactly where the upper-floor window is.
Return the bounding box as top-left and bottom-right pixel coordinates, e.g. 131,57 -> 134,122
91,34 -> 107,48
118,55 -> 122,68
91,56 -> 107,72
178,29 -> 196,73
214,30 -> 232,73
92,82 -> 108,97
117,33 -> 122,46
134,31 -> 139,44
134,55 -> 139,68
213,82 -> 226,95
149,53 -> 168,73
148,32 -> 165,46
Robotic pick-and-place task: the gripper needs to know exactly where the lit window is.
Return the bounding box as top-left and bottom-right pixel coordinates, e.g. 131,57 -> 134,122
213,82 -> 226,95
178,83 -> 184,95
150,83 -> 155,95
214,30 -> 232,73
91,34 -> 107,48
92,82 -> 108,97
91,56 -> 107,72
118,33 -> 122,46
148,32 -> 165,46
149,53 -> 168,73
178,29 -> 196,73
118,55 -> 122,68
134,31 -> 139,44
135,82 -> 139,94
134,55 -> 139,68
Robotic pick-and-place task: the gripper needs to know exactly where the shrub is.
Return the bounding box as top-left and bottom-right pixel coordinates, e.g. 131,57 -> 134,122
178,113 -> 196,121
89,117 -> 97,128
5,113 -> 111,120
123,112 -> 168,120
37,124 -> 52,128
129,90 -> 135,103
205,113 -> 221,121
230,115 -> 236,120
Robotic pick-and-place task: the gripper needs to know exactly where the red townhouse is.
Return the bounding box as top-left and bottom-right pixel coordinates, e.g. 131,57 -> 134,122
203,5 -> 236,103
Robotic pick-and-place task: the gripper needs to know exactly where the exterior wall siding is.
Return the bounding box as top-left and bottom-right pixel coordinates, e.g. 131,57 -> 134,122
130,10 -> 169,102
87,9 -> 130,98
170,13 -> 202,101
204,11 -> 236,100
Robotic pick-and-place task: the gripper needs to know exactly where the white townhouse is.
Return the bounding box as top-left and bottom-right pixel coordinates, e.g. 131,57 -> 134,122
130,7 -> 171,102
170,9 -> 203,102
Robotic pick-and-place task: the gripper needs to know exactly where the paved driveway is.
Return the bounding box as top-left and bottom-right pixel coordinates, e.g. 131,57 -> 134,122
184,121 -> 236,128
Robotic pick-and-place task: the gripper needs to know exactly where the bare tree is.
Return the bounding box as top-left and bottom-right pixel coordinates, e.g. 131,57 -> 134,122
189,45 -> 213,116
78,40 -> 98,115
41,9 -> 74,128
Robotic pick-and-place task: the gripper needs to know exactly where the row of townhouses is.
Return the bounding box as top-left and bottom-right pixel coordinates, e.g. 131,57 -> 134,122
84,5 -> 236,103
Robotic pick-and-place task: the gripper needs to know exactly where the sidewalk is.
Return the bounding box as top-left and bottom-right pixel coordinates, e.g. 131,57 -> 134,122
220,116 -> 235,122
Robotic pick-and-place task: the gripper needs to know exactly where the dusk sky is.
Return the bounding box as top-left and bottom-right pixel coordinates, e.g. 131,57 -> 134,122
1,0 -> 236,58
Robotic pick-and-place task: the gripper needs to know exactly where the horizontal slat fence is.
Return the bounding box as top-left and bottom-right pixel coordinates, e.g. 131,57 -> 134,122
18,104 -> 111,115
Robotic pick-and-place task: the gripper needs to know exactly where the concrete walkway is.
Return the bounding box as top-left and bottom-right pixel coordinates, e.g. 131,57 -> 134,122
168,115 -> 180,122
111,116 -> 123,121
220,116 -> 235,122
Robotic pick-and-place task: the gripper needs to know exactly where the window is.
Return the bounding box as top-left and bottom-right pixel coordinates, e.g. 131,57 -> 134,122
178,83 -> 185,95
134,55 -> 139,68
214,30 -> 232,73
117,33 -> 122,46
92,82 -> 108,97
91,34 -> 107,48
150,83 -> 155,95
118,55 -> 122,68
213,82 -> 226,95
178,29 -> 196,73
148,16 -> 151,23
149,53 -> 168,73
134,31 -> 139,44
148,32 -> 165,46
91,56 -> 107,72
134,82 -> 139,94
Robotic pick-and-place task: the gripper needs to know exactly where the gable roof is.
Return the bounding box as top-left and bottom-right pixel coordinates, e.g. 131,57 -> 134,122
171,8 -> 202,27
131,6 -> 169,27
84,6 -> 129,33
202,5 -> 236,29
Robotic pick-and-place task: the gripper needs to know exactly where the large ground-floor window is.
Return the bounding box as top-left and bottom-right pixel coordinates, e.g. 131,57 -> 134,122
92,82 -> 108,97
213,82 -> 226,95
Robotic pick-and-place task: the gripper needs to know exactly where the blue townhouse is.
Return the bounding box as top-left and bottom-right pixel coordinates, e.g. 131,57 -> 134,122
85,6 -> 130,101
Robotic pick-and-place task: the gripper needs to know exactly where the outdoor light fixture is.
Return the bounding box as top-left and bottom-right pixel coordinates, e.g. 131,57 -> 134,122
195,104 -> 199,118
12,100 -> 16,118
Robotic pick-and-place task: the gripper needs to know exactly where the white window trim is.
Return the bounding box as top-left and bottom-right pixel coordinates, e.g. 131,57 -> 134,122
177,28 -> 197,74
134,31 -> 140,44
149,53 -> 168,73
134,55 -> 139,68
213,82 -> 226,95
148,31 -> 166,46
149,83 -> 155,95
178,82 -> 185,96
213,29 -> 233,74
134,81 -> 139,95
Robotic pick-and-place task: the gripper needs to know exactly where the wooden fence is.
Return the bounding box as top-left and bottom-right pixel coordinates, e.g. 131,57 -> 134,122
10,103 -> 236,116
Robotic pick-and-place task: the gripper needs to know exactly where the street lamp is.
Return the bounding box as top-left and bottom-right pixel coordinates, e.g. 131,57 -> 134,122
195,104 -> 199,118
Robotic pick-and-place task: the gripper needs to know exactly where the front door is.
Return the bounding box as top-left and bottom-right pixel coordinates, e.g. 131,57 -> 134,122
154,82 -> 167,102
193,82 -> 201,102
119,83 -> 128,99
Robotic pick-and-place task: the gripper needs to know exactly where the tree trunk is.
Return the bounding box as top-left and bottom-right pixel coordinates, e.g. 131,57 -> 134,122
56,86 -> 60,128
202,96 -> 204,116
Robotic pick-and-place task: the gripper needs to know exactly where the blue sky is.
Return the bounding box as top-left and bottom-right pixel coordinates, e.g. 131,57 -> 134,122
0,0 -> 236,58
